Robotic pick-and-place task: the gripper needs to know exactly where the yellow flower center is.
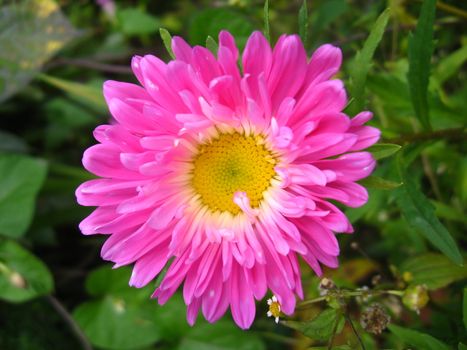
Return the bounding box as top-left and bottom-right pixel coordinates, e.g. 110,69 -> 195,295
269,301 -> 281,318
191,132 -> 276,214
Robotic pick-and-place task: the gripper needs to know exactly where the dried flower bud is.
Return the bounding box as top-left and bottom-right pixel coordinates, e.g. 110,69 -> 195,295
360,303 -> 391,335
318,277 -> 336,295
402,285 -> 429,313
371,274 -> 382,286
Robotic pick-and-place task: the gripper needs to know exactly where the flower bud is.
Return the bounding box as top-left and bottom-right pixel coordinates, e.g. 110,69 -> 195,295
402,285 -> 429,313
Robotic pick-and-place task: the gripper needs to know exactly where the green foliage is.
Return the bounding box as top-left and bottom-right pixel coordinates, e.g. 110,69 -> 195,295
464,289 -> 467,330
189,8 -> 254,50
407,0 -> 436,130
263,0 -> 270,43
367,143 -> 401,160
359,175 -> 402,190
395,152 -> 463,265
399,253 -> 467,290
282,309 -> 345,341
349,9 -> 390,112
160,28 -> 175,59
117,7 -> 160,36
74,266 -> 162,349
39,74 -> 106,112
0,240 -> 53,302
0,0 -> 78,102
298,0 -> 308,46
177,321 -> 265,350
0,154 -> 47,238
388,324 -> 451,350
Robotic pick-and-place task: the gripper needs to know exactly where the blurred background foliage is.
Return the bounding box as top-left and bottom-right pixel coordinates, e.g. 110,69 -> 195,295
0,0 -> 466,349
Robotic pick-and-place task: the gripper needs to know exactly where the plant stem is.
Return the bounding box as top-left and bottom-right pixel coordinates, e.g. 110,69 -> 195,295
344,314 -> 366,350
385,127 -> 466,145
46,295 -> 93,350
327,313 -> 341,350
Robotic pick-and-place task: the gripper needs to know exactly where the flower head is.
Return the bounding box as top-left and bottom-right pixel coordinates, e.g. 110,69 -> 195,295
76,30 -> 379,329
267,295 -> 281,323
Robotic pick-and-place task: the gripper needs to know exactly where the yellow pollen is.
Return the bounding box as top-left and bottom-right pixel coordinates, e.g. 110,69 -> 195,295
269,301 -> 281,318
191,132 -> 276,214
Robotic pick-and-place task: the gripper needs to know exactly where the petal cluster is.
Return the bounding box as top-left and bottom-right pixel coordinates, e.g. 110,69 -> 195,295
76,31 -> 380,329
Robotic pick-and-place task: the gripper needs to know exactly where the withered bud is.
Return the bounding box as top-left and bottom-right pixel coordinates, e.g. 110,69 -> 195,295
318,277 -> 336,295
360,303 -> 391,335
371,274 -> 382,286
402,285 -> 429,313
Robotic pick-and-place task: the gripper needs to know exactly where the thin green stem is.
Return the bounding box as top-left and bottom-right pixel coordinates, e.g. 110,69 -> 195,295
344,313 -> 366,350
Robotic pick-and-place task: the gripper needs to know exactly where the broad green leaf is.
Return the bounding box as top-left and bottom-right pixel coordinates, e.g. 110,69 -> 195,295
367,143 -> 401,160
460,343 -> 467,350
282,309 -> 344,341
189,8 -> 254,50
0,0 -> 78,102
39,74 -> 106,111
73,296 -> 161,350
86,265 -> 138,298
177,320 -> 265,350
434,44 -> 467,85
117,7 -> 160,35
399,253 -> 467,290
74,265 -> 161,349
206,36 -> 218,56
0,240 -> 53,302
394,153 -> 462,265
160,28 -> 175,59
298,0 -> 308,46
388,324 -> 450,350
359,176 -> 402,190
0,153 -> 47,238
407,0 -> 436,130
350,8 -> 390,111
463,288 -> 467,330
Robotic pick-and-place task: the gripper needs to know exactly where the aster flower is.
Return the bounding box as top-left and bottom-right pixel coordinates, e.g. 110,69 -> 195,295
76,30 -> 380,329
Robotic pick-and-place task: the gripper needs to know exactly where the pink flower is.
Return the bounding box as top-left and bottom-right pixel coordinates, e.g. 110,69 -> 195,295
76,31 -> 380,329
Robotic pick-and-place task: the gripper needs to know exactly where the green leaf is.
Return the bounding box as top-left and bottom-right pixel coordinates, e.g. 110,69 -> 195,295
460,343 -> 467,350
206,35 -> 218,56
38,74 -> 106,111
399,253 -> 467,290
388,324 -> 450,350
463,288 -> 467,330
0,154 -> 47,238
73,296 -> 161,350
282,309 -> 344,341
74,265 -> 162,350
0,240 -> 53,302
189,8 -> 254,50
298,0 -> 308,46
434,44 -> 467,85
160,28 -> 175,59
177,320 -> 265,350
350,8 -> 390,111
263,0 -> 270,43
117,7 -> 160,35
86,265 -> 137,298
0,0 -> 78,102
359,176 -> 402,190
367,143 -> 401,160
394,153 -> 463,265
407,0 -> 436,130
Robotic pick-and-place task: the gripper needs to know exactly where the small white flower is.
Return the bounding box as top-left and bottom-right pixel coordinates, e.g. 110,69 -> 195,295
266,295 -> 281,324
